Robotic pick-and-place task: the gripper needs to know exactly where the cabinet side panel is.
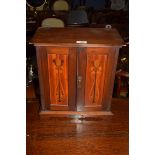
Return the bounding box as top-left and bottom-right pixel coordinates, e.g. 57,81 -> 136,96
102,48 -> 119,110
48,54 -> 68,105
85,54 -> 108,106
36,46 -> 51,110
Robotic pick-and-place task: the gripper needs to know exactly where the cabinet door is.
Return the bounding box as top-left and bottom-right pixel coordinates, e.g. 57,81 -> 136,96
77,47 -> 119,111
36,46 -> 77,111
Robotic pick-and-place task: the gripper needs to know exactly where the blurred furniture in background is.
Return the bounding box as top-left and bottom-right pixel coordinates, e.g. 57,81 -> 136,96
110,0 -> 125,10
115,70 -> 129,98
114,40 -> 129,98
48,0 -> 70,24
67,10 -> 89,27
26,0 -> 47,14
41,17 -> 65,27
26,0 -> 47,102
52,0 -> 69,11
91,10 -> 128,25
26,55 -> 39,102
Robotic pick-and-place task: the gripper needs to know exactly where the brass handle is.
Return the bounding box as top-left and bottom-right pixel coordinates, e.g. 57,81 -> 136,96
77,76 -> 82,88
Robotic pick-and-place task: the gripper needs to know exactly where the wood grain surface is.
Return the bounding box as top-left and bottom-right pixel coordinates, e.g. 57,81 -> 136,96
27,98 -> 129,155
31,27 -> 124,47
33,28 -> 123,113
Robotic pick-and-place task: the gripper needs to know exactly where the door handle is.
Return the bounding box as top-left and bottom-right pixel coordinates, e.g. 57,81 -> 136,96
77,76 -> 82,88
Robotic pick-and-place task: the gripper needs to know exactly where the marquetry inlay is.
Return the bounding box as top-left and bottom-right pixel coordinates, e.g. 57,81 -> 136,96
85,54 -> 108,106
48,54 -> 68,105
89,60 -> 102,104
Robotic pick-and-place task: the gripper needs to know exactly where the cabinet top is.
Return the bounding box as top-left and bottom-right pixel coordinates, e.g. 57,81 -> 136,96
31,27 -> 124,47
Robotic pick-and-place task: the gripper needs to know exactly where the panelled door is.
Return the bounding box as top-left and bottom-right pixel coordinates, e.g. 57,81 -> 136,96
37,46 -> 77,111
76,47 -> 119,111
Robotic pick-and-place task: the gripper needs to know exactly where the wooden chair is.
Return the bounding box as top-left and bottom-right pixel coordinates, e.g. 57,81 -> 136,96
115,69 -> 129,97
41,17 -> 65,27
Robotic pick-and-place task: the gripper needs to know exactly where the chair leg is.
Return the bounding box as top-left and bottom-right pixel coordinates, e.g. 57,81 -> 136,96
116,76 -> 121,97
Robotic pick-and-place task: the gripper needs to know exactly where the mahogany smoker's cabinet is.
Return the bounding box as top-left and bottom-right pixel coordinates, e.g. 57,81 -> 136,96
31,27 -> 123,114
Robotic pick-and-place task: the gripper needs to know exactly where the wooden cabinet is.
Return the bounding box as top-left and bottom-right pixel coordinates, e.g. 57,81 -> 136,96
31,27 -> 123,115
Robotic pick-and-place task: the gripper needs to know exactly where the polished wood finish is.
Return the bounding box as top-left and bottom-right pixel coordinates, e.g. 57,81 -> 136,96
85,52 -> 108,106
36,46 -> 77,111
40,110 -> 113,117
36,46 -> 51,110
31,27 -> 124,46
76,47 -> 87,111
83,47 -> 119,111
26,83 -> 36,100
48,53 -> 68,105
32,27 -> 123,114
68,48 -> 77,111
27,98 -> 129,155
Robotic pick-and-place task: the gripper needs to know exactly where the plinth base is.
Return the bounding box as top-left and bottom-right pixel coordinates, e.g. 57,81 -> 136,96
40,110 -> 113,118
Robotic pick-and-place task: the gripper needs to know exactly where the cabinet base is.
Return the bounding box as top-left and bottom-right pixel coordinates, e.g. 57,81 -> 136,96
39,110 -> 113,117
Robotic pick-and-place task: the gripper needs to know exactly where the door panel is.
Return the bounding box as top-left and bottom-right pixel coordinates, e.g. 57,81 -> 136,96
77,47 -> 117,111
48,53 -> 68,105
46,47 -> 77,111
85,54 -> 108,106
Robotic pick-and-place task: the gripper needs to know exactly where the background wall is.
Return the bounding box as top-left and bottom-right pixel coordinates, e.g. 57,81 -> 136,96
71,0 -> 106,10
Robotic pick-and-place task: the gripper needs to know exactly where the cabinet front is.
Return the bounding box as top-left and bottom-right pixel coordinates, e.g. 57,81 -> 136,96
37,46 -> 118,112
